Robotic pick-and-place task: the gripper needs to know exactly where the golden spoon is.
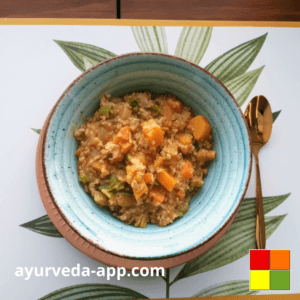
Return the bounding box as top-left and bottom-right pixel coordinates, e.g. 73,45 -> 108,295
245,96 -> 273,249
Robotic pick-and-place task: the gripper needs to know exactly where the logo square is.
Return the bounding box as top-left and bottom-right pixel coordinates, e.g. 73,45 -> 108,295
250,250 -> 270,270
250,270 -> 270,290
270,250 -> 290,270
270,270 -> 290,290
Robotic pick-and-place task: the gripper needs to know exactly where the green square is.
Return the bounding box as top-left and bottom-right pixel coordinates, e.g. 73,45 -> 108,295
270,271 -> 290,290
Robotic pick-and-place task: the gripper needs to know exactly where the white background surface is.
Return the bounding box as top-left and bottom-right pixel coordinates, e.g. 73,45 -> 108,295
0,25 -> 299,299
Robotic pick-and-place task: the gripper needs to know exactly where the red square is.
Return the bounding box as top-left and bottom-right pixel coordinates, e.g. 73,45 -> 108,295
250,250 -> 270,270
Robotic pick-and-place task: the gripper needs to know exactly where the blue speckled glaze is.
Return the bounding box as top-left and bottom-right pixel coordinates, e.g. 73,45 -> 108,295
44,53 -> 251,259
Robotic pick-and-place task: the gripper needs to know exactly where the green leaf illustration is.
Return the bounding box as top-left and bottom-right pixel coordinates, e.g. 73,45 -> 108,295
225,66 -> 265,107
39,284 -> 149,300
173,215 -> 286,282
234,193 -> 290,223
131,26 -> 168,53
273,110 -> 281,123
31,128 -> 41,134
175,27 -> 212,65
20,215 -> 63,238
83,57 -> 94,70
195,280 -> 258,297
205,33 -> 267,83
54,40 -> 116,72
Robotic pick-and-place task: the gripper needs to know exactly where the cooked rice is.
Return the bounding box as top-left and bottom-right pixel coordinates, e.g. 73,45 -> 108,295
74,92 -> 216,227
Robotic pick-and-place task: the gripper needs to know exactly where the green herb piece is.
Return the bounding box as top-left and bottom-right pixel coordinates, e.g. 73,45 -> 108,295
128,98 -> 140,112
126,153 -> 132,161
123,187 -> 134,194
98,106 -> 114,116
185,194 -> 193,203
188,182 -> 195,192
101,189 -> 112,198
154,180 -> 160,186
178,212 -> 184,217
193,140 -> 200,151
79,175 -> 90,184
107,175 -> 125,193
146,105 -> 163,115
99,177 -> 126,197
180,204 -> 189,214
99,184 -> 111,198
99,184 -> 109,190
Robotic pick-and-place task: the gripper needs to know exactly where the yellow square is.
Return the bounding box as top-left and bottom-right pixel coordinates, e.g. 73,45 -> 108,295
250,270 -> 270,290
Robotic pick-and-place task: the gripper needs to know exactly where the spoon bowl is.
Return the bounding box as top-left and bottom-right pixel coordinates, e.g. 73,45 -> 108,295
245,95 -> 273,146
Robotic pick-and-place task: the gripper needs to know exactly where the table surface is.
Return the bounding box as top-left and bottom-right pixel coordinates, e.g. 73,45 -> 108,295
1,0 -> 300,21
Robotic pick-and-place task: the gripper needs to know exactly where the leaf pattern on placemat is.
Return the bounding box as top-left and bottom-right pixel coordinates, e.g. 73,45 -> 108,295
83,57 -> 95,70
131,26 -> 168,53
205,33 -> 267,83
273,110 -> 281,123
171,193 -> 290,282
39,284 -> 149,300
31,128 -> 41,134
20,215 -> 63,238
175,27 -> 212,65
54,40 -> 116,72
234,193 -> 290,223
174,215 -> 286,282
225,66 -> 265,107
195,280 -> 258,297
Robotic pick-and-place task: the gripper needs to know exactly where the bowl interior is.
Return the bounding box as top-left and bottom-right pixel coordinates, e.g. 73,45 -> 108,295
44,53 -> 251,259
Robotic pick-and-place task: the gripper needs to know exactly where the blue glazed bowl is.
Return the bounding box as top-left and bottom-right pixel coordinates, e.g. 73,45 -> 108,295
43,53 -> 252,259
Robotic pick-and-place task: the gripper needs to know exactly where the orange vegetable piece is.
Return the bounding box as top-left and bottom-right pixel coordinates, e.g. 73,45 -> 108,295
149,187 -> 165,204
148,188 -> 165,203
154,156 -> 164,168
167,99 -> 182,113
142,120 -> 164,147
143,173 -> 154,184
120,142 -> 132,154
114,126 -> 131,144
91,161 -> 103,172
197,149 -> 216,161
75,148 -> 81,156
157,169 -> 177,192
114,126 -> 132,153
177,190 -> 185,200
126,165 -> 137,182
189,115 -> 212,141
132,177 -> 148,200
178,133 -> 193,145
181,161 -> 194,179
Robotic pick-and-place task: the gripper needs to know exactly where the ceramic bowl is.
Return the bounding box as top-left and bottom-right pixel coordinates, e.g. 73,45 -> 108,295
40,53 -> 252,260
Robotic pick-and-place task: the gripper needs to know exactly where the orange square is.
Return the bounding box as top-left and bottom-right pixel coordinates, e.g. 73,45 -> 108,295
270,250 -> 290,270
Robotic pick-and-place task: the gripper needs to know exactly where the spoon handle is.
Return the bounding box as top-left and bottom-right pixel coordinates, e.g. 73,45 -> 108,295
253,144 -> 266,249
